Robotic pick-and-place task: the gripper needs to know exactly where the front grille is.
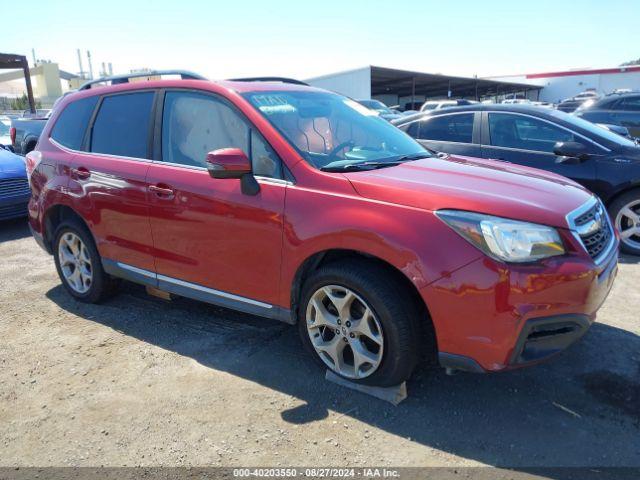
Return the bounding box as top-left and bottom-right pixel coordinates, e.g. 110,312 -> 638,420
581,226 -> 611,258
0,201 -> 28,220
0,177 -> 29,199
571,200 -> 613,261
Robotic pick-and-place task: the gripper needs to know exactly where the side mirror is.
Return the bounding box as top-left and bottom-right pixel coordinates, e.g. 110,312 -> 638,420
553,141 -> 589,163
206,148 -> 252,179
205,148 -> 260,196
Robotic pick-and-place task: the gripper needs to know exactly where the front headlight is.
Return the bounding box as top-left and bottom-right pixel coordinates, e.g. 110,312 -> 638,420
436,210 -> 565,263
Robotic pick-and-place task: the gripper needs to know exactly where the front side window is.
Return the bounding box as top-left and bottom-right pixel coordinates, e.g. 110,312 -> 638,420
161,91 -> 281,178
91,92 -> 154,158
51,96 -> 98,150
251,131 -> 282,178
243,90 -> 427,170
488,113 -> 576,153
618,96 -> 640,111
162,92 -> 248,168
548,108 -> 636,148
418,113 -> 473,143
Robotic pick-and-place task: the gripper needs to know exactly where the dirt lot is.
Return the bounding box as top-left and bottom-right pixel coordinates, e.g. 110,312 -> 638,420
1,218 -> 639,469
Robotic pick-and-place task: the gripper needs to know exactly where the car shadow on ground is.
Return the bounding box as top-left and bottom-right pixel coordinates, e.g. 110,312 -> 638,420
46,281 -> 640,470
0,218 -> 30,243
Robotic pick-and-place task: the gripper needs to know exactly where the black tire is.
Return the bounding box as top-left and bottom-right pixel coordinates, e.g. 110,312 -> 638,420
24,141 -> 37,154
608,189 -> 640,256
297,259 -> 422,387
53,218 -> 119,303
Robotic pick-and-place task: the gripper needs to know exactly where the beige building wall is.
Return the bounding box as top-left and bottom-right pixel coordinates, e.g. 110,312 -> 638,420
33,63 -> 63,103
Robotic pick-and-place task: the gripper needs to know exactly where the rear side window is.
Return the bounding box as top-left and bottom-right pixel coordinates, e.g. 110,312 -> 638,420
418,113 -> 474,143
90,92 -> 154,158
50,96 -> 98,150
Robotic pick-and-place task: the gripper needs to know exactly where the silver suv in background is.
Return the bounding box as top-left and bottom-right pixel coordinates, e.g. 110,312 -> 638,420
420,99 -> 476,112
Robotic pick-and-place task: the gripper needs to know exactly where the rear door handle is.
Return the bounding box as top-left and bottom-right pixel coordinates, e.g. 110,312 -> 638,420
149,184 -> 175,198
71,167 -> 91,179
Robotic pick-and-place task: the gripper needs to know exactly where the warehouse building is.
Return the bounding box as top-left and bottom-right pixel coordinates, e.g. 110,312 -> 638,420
306,66 -> 542,110
487,65 -> 640,103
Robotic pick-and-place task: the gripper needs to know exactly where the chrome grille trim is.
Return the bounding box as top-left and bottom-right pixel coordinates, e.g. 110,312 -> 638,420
566,196 -> 616,265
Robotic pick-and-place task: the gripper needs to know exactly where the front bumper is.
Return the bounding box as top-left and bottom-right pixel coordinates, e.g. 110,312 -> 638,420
424,241 -> 618,372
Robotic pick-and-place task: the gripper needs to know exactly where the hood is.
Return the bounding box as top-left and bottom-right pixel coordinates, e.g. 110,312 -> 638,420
617,144 -> 640,159
345,155 -> 593,229
0,149 -> 27,177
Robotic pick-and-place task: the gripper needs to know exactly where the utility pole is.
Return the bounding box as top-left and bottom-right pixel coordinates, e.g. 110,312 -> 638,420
31,48 -> 37,67
77,49 -> 86,79
87,50 -> 94,80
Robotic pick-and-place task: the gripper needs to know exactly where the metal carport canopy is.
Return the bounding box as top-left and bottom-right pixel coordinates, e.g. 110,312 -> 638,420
370,66 -> 541,99
0,53 -> 36,113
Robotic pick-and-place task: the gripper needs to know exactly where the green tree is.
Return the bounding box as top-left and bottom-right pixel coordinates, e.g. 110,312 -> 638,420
620,58 -> 640,66
9,93 -> 41,111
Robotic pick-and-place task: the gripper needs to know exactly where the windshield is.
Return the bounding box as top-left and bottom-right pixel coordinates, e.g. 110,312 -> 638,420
549,109 -> 637,147
243,90 -> 429,170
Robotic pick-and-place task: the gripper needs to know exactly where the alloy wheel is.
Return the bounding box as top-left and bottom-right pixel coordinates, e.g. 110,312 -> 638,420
615,199 -> 640,251
305,285 -> 384,379
58,232 -> 93,294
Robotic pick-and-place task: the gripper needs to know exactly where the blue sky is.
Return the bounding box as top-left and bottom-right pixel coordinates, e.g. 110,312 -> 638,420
4,0 -> 639,80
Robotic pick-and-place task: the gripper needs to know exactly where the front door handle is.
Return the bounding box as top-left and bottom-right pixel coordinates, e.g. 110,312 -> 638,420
149,184 -> 175,199
71,167 -> 91,179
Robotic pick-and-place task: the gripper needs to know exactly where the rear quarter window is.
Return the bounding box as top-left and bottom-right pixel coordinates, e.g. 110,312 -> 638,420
50,96 -> 99,150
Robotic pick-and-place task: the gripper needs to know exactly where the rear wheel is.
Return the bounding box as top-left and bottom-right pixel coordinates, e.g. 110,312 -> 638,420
24,141 -> 37,154
53,219 -> 118,302
609,189 -> 640,256
298,260 -> 421,387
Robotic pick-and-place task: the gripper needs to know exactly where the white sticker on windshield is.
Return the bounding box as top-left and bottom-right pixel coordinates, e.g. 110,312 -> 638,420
252,94 -> 297,114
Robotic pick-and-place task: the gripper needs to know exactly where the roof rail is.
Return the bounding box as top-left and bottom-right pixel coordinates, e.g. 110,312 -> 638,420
78,70 -> 207,90
227,76 -> 309,86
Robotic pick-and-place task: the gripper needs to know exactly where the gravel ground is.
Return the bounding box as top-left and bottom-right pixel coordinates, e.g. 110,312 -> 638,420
0,218 -> 638,469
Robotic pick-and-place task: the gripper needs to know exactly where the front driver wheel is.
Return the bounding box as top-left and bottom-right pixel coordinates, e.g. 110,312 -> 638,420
298,260 -> 421,387
609,189 -> 640,256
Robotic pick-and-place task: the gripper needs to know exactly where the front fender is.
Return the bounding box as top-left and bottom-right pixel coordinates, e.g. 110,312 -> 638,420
279,184 -> 483,308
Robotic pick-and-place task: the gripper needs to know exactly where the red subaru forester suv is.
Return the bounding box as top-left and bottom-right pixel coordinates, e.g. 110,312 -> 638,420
27,73 -> 618,387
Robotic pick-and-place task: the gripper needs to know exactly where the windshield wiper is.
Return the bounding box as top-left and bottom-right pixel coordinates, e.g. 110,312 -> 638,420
320,161 -> 406,172
320,152 -> 432,172
394,152 -> 433,162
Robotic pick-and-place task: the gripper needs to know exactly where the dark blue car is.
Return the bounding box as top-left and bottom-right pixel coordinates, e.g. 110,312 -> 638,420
392,104 -> 640,255
0,146 -> 30,221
